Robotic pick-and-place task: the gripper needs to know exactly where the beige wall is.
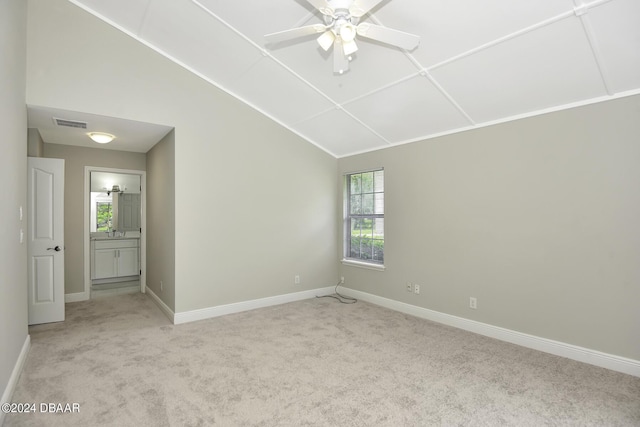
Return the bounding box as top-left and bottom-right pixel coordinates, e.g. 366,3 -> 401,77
27,0 -> 338,312
27,127 -> 44,157
146,130 -> 176,311
0,0 -> 28,410
339,95 -> 640,360
43,143 -> 146,295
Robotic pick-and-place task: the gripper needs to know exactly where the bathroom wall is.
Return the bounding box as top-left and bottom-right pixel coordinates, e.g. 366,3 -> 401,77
43,143 -> 146,295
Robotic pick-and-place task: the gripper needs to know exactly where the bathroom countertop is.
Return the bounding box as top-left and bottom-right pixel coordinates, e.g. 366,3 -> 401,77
91,235 -> 140,241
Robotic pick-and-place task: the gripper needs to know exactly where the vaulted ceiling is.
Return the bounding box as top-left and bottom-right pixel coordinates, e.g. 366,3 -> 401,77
67,0 -> 640,158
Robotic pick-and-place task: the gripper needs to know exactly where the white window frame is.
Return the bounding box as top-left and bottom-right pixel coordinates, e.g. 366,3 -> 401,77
342,168 -> 385,271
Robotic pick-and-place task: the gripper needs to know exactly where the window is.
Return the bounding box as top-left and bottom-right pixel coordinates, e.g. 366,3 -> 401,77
96,200 -> 113,231
345,169 -> 384,265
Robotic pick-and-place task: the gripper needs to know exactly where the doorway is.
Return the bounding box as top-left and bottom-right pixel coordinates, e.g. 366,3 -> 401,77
84,166 -> 146,299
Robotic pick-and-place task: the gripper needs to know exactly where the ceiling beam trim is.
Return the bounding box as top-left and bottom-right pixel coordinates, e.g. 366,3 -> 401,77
420,71 -> 475,126
426,9 -> 577,73
191,0 -> 346,111
572,0 -> 614,95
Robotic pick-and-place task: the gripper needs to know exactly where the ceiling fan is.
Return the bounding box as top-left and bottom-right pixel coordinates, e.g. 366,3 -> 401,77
264,0 -> 420,74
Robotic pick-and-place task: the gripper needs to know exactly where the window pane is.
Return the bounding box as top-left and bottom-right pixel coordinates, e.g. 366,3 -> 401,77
361,218 -> 373,238
374,193 -> 384,214
363,194 -> 374,214
374,170 -> 384,192
350,236 -> 361,258
350,174 -> 361,194
350,218 -> 362,237
362,172 -> 374,193
350,195 -> 361,215
373,239 -> 384,262
373,218 -> 384,238
360,238 -> 373,260
96,202 -> 112,232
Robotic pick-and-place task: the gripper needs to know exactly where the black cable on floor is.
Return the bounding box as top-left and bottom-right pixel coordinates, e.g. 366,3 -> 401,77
316,280 -> 357,304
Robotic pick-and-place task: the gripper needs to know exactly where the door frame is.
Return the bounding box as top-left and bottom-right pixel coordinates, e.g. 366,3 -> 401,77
83,166 -> 147,299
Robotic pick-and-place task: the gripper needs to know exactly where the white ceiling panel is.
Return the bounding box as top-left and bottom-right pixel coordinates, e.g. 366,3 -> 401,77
224,56 -> 336,125
293,108 -> 389,157
373,0 -> 577,67
49,0 -> 640,158
68,0 -> 151,35
193,0 -> 316,45
139,0 -> 264,84
586,0 -> 640,94
345,74 -> 471,143
430,15 -> 607,123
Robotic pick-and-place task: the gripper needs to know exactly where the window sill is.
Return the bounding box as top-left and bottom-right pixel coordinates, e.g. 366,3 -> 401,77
341,259 -> 386,271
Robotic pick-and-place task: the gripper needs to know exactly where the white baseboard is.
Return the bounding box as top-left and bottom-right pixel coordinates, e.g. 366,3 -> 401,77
65,291 -> 89,303
173,286 -> 336,325
146,287 -> 175,323
1,335 -> 31,425
341,288 -> 640,378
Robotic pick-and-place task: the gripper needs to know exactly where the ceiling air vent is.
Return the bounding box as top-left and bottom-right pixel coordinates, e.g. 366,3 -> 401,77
53,117 -> 88,129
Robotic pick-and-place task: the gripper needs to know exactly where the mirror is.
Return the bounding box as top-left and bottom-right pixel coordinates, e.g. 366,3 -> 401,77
90,172 -> 141,233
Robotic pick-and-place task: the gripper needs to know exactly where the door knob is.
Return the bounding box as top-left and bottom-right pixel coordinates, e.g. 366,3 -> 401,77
47,245 -> 62,252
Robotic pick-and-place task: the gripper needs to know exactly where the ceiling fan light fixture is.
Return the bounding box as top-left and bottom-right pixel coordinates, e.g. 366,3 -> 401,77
317,30 -> 335,51
339,23 -> 357,42
343,38 -> 358,55
88,132 -> 115,144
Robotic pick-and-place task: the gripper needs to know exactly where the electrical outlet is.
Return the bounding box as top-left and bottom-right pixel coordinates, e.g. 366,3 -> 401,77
406,282 -> 412,292
414,284 -> 420,294
294,275 -> 301,285
340,276 -> 345,284
469,297 -> 477,309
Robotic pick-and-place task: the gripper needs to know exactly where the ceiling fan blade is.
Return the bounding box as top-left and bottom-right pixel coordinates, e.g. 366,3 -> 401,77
306,0 -> 334,16
349,0 -> 385,17
265,24 -> 327,45
333,38 -> 350,74
356,23 -> 420,50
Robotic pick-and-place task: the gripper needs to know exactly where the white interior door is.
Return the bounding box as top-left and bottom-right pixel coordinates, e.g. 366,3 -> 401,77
28,157 -> 65,325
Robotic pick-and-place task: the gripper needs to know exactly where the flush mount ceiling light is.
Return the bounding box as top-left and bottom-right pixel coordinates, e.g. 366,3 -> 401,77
88,132 -> 115,144
264,0 -> 420,75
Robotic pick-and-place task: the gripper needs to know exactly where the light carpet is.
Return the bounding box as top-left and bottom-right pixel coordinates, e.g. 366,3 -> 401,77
4,293 -> 640,426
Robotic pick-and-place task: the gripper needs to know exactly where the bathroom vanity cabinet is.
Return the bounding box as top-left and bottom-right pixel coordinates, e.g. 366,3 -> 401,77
91,238 -> 140,280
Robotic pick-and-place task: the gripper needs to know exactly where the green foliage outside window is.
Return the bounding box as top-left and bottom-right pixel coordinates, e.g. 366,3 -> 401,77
97,202 -> 112,231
